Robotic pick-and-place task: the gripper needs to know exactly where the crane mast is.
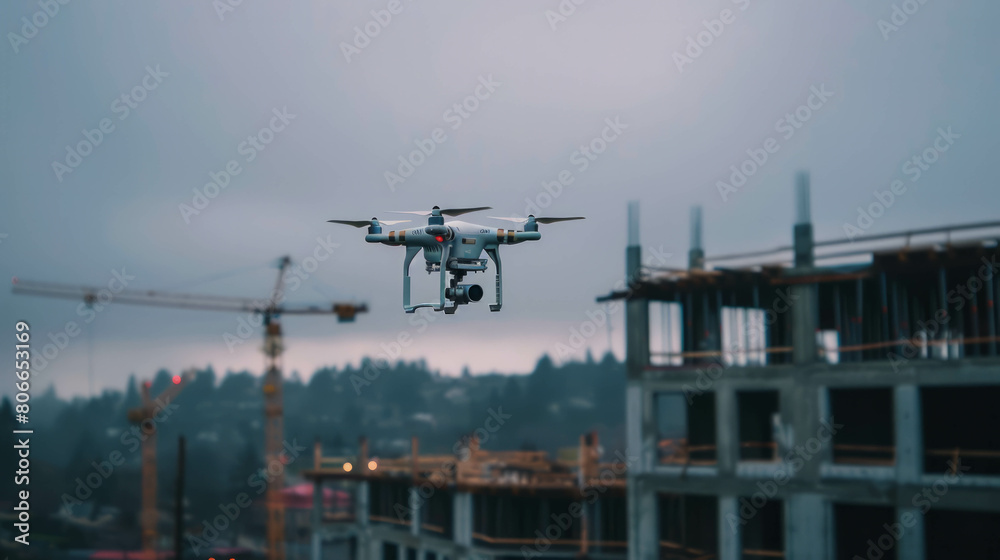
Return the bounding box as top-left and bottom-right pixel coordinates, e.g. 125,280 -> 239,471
127,370 -> 191,560
263,257 -> 289,560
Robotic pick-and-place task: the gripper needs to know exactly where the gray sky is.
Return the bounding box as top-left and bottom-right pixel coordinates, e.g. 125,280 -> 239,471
2,0 -> 998,397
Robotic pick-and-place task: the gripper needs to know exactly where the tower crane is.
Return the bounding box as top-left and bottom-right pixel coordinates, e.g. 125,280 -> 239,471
12,256 -> 368,560
127,369 -> 193,560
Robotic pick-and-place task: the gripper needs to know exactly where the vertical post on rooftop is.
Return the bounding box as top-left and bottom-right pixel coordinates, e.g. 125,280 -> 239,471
626,200 -> 650,378
624,201 -> 655,560
792,171 -> 818,364
689,206 -> 708,360
689,206 -> 704,271
785,172 -> 828,560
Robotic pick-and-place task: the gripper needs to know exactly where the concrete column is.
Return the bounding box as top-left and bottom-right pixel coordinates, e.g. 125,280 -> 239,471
453,492 -> 473,547
895,384 -> 923,484
715,385 -> 738,475
689,206 -> 705,270
895,506 -> 926,560
641,386 -> 657,472
792,171 -> 818,365
626,382 -> 644,475
357,481 -> 371,560
312,479 -> 323,560
785,382 -> 822,481
785,493 -> 828,560
627,479 -> 638,560
410,487 -> 421,537
625,202 -> 650,381
625,201 -> 653,560
635,480 -> 658,560
397,544 -> 406,560
718,496 -> 741,560
793,172 -> 813,269
816,387 -> 834,465
791,283 -> 819,364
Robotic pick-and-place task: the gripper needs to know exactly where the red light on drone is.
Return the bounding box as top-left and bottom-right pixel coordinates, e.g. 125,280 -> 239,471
435,235 -> 444,242
172,375 -> 181,384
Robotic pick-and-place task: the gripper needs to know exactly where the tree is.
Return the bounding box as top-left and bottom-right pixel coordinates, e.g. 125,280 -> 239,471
122,374 -> 141,413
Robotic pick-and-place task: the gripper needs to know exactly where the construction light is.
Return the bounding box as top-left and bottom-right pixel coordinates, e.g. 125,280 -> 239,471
343,462 -> 353,472
368,460 -> 378,471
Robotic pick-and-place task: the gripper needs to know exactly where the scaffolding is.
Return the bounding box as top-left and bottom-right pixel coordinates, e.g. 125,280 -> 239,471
303,432 -> 627,559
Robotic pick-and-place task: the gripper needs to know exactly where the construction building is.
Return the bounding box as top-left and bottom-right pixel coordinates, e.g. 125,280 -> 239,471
301,174 -> 1000,559
597,175 -> 1000,560
303,433 -> 627,560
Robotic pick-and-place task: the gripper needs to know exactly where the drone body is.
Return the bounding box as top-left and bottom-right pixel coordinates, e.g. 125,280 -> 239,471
329,206 -> 582,314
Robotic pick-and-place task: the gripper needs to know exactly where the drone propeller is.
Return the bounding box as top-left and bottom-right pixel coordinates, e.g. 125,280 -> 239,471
488,216 -> 586,224
388,206 -> 492,217
327,219 -> 410,228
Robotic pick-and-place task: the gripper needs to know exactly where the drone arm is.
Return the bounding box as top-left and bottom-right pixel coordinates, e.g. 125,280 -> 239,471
512,231 -> 541,244
485,246 -> 502,312
365,232 -> 404,245
496,231 -> 541,245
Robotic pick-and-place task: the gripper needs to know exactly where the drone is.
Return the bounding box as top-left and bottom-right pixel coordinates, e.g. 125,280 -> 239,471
328,206 -> 583,314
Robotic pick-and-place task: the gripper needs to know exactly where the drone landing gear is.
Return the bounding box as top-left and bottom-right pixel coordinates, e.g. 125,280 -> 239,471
402,243 -> 462,314
485,247 -> 502,312
403,245 -> 435,314
402,245 -> 501,314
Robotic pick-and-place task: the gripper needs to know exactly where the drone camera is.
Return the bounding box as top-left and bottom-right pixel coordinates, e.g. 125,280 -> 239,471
446,284 -> 484,304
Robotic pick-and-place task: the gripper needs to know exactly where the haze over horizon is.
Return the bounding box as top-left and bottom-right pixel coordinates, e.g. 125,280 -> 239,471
3,1 -> 998,397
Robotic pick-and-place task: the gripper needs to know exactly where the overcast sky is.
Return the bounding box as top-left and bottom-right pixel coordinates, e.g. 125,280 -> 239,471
2,0 -> 998,397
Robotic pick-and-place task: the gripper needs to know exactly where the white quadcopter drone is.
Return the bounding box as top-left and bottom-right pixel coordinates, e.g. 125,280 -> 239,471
328,206 -> 583,314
